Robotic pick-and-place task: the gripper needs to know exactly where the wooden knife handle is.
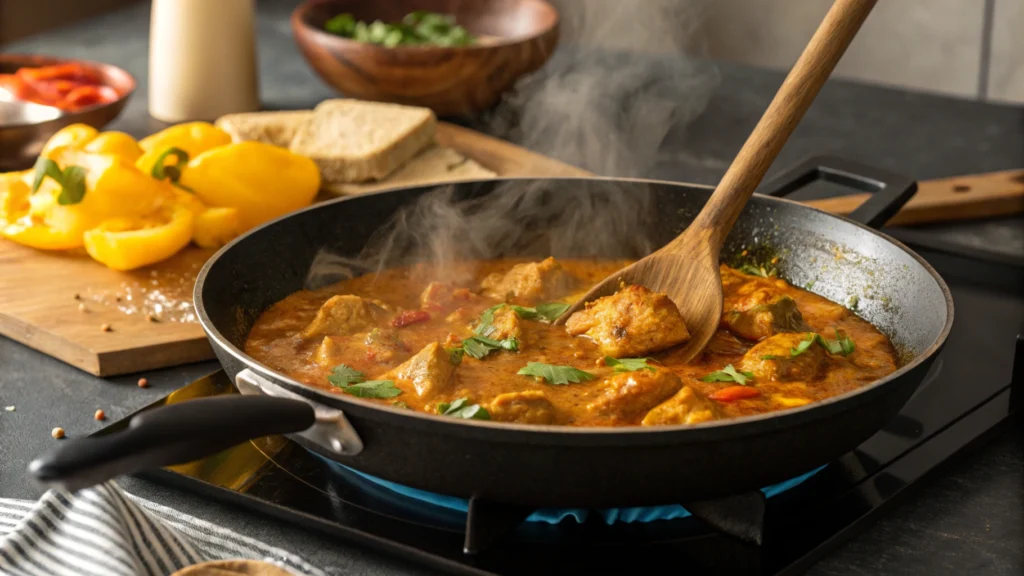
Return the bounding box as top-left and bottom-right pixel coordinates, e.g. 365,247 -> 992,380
804,169 -> 1024,226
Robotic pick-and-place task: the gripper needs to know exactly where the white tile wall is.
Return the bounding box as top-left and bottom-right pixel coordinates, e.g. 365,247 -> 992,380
989,0 -> 1024,103
700,0 -> 985,99
550,0 -> 1022,104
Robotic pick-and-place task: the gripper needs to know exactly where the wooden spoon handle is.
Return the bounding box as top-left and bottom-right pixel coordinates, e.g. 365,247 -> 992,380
681,0 -> 879,251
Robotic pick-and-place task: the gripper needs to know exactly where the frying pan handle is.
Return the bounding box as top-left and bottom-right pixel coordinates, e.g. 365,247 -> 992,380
27,395 -> 315,492
757,155 -> 918,229
234,368 -> 364,457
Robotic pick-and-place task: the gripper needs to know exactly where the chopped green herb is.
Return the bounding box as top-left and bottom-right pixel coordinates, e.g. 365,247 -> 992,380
738,264 -> 769,277
848,295 -> 860,310
805,280 -> 816,289
447,347 -> 464,365
700,364 -> 755,386
438,397 -> 490,420
817,330 -> 856,356
31,157 -> 88,205
323,11 -> 476,47
604,356 -> 657,372
517,362 -> 596,385
761,334 -> 817,360
327,364 -> 365,387
507,302 -> 571,322
391,400 -> 411,410
474,304 -> 503,337
339,380 -> 402,399
461,335 -> 519,360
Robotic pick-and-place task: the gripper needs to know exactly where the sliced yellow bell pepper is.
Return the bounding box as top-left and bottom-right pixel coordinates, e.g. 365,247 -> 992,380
192,206 -> 241,248
180,141 -> 320,231
0,171 -> 84,250
83,131 -> 144,164
83,204 -> 194,271
136,122 -> 232,176
173,188 -> 209,216
40,123 -> 98,158
38,147 -> 175,240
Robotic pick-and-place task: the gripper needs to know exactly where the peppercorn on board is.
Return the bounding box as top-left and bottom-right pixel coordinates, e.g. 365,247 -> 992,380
0,122 -> 589,376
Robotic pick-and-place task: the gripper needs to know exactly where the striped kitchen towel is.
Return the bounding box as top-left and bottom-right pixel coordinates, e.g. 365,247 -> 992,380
0,482 -> 326,576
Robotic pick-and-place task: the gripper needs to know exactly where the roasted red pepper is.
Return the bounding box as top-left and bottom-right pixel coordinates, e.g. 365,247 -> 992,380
392,310 -> 431,328
709,386 -> 761,402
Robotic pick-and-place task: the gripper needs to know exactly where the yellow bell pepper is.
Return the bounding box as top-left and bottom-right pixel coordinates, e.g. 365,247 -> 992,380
0,171 -> 84,250
192,206 -> 241,248
40,123 -> 98,158
180,141 -> 320,231
83,204 -> 194,271
83,131 -> 144,164
136,122 -> 232,176
1,147 -> 174,250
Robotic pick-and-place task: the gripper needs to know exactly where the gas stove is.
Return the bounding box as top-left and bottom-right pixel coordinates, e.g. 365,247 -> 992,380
95,226 -> 1023,575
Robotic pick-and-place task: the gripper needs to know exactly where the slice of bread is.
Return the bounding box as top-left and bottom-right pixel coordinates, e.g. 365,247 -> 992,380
289,99 -> 437,184
215,111 -> 312,147
323,145 -> 497,196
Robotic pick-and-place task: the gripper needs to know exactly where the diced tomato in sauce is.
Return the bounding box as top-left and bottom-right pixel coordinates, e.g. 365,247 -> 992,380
392,310 -> 431,328
709,386 -> 761,402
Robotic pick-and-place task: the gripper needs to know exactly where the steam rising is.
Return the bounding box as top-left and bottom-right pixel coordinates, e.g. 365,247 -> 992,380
305,0 -> 719,289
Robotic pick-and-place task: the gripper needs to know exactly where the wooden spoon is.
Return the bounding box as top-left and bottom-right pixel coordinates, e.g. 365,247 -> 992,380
554,0 -> 879,363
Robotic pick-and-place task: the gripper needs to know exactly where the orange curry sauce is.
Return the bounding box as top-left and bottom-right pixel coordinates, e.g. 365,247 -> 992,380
245,259 -> 898,427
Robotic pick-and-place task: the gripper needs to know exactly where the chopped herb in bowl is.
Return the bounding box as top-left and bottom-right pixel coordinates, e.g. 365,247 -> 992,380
324,11 -> 476,47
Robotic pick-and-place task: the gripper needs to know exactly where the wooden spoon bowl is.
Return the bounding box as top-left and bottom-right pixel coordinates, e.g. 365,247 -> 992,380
291,0 -> 560,117
555,0 -> 880,364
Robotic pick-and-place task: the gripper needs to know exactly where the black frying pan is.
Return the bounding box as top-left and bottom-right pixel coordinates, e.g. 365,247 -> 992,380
30,157 -> 953,511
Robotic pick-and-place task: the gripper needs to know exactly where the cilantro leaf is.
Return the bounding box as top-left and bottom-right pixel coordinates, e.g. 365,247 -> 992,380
507,302 -> 571,322
338,380 -> 402,399
517,362 -> 595,385
447,347 -> 464,365
327,364 -> 365,387
461,335 -> 519,359
604,356 -> 657,372
700,364 -> 755,386
791,335 -> 816,356
438,397 -> 490,420
816,330 -> 855,356
474,304 -> 504,337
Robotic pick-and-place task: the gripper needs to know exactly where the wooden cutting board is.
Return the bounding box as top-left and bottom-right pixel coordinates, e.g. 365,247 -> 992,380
0,123 -> 587,377
1,121 -> 1020,376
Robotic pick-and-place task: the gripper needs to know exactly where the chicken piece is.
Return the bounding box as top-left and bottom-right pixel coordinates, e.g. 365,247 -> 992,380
386,342 -> 457,398
738,332 -> 827,382
483,306 -> 522,341
313,336 -> 346,368
420,282 -> 458,311
488,391 -> 557,425
722,295 -> 808,341
565,285 -> 690,357
480,257 -> 575,302
642,386 -> 721,426
301,295 -> 390,339
585,369 -> 684,423
705,330 -> 750,356
364,328 -> 408,364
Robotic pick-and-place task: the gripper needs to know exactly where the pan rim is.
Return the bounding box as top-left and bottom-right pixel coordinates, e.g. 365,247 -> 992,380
194,175 -> 954,443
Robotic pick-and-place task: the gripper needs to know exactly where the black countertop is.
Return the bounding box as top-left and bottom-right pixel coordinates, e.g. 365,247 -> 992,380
1,2 -> 1022,575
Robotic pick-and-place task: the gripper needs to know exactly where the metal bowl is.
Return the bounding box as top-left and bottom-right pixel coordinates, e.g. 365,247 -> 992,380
0,54 -> 136,171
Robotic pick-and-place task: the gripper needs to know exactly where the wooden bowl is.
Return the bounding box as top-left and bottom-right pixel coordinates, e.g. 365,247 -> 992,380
0,54 -> 135,171
291,0 -> 559,117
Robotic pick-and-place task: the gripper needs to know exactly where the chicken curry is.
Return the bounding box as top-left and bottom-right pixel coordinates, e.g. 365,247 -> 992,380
245,258 -> 899,427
